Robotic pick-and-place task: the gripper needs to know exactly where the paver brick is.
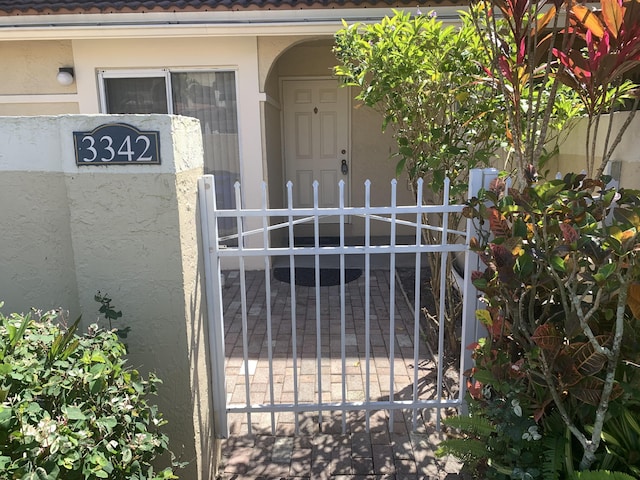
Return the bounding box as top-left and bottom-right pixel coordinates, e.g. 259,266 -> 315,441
219,270 -> 462,479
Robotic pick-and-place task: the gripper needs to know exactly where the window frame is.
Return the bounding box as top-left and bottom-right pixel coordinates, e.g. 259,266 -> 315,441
98,69 -> 174,115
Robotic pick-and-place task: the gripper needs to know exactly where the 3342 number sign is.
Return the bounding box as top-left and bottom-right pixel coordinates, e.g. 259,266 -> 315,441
74,123 -> 161,166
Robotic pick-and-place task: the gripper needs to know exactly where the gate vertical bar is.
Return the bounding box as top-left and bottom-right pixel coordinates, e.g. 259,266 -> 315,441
235,181 -> 253,434
313,181 -> 323,428
388,179 -> 398,429
364,180 -> 372,432
261,182 -> 276,434
339,180 -> 347,434
198,175 -> 228,437
435,177 -> 451,429
411,178 -> 424,430
286,181 -> 300,434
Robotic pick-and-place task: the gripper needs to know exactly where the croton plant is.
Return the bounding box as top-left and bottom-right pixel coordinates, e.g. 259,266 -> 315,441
441,173 -> 640,478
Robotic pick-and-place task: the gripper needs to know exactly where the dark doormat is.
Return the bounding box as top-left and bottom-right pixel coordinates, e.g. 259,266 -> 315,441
273,267 -> 362,287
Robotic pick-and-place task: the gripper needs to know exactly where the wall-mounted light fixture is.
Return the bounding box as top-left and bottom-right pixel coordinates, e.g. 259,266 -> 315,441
57,67 -> 75,86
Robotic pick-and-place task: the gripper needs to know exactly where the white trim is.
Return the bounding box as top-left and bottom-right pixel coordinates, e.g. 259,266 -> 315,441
258,92 -> 280,110
98,69 -> 170,113
0,94 -> 79,103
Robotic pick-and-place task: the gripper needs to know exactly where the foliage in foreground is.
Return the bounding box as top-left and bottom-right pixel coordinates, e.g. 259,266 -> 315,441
334,9 -> 503,198
334,9 -> 506,353
0,306 -> 179,479
470,0 -> 640,184
438,174 -> 640,478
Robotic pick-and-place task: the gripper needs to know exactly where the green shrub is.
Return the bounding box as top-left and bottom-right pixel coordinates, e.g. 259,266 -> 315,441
439,173 -> 640,477
0,305 -> 179,479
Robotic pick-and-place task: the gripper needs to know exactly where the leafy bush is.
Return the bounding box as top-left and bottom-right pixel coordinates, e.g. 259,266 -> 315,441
439,173 -> 640,477
0,306 -> 179,479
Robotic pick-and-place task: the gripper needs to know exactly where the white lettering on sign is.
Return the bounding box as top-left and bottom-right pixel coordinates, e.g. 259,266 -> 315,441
78,134 -> 156,163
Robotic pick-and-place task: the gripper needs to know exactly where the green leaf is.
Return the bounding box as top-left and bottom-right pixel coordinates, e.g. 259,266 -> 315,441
574,471 -> 636,480
0,456 -> 11,470
63,405 -> 86,420
515,252 -> 534,278
472,278 -> 488,290
476,309 -> 492,326
593,263 -> 617,285
550,255 -> 566,272
534,180 -> 565,202
513,217 -> 528,238
90,378 -> 106,395
122,448 -> 133,464
97,416 -> 118,431
0,405 -> 12,428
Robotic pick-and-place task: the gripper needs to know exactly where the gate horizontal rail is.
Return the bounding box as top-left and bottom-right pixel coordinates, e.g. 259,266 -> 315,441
199,171 -> 498,438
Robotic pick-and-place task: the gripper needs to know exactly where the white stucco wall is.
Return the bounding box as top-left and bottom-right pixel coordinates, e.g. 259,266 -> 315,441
0,114 -> 216,479
558,113 -> 640,187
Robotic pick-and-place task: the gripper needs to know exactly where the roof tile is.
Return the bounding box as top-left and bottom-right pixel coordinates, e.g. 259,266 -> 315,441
0,0 -> 449,15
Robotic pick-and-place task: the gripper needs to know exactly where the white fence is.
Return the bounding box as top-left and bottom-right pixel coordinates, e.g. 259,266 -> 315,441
199,169 -> 498,437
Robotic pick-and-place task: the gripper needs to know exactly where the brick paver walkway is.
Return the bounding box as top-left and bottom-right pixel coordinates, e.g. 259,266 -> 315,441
218,268 -> 463,479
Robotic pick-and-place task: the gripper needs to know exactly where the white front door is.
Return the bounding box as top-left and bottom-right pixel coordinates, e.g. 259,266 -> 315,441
283,79 -> 350,210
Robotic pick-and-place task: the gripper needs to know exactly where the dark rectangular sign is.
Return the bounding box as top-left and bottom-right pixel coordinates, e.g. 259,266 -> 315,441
73,123 -> 161,166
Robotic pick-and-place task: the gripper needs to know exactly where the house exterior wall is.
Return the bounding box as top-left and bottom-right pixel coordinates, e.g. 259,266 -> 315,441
0,40 -> 79,114
71,36 -> 265,209
0,170 -> 80,314
0,114 -> 216,480
0,40 -> 75,95
557,113 -> 640,187
557,112 -> 640,188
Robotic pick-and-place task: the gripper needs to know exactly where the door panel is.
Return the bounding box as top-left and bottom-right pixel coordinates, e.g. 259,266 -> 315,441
284,79 -> 349,213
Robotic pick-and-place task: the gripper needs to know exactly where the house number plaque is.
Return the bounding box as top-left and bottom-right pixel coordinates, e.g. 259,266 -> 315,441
73,123 -> 161,166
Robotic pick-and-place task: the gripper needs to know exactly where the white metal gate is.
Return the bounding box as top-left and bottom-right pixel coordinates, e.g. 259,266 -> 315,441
199,169 -> 498,438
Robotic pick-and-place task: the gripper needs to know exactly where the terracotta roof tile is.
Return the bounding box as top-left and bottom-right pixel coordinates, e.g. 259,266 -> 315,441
0,0 -> 455,15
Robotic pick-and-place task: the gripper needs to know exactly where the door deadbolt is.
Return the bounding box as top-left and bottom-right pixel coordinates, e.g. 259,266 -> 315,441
341,159 -> 348,175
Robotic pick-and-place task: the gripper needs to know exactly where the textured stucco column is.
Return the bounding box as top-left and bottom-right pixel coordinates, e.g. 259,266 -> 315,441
0,114 -> 217,479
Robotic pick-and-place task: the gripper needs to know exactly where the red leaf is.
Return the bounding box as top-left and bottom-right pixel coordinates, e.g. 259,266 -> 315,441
560,222 -> 579,244
569,376 -> 605,406
471,270 -> 484,282
489,177 -> 506,196
488,207 -> 510,238
567,340 -> 609,376
531,323 -> 563,355
489,314 -> 511,339
467,378 -> 484,400
466,342 -> 480,351
490,243 -> 516,283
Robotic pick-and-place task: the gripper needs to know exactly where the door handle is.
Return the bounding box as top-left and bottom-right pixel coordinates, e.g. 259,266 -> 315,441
341,159 -> 348,175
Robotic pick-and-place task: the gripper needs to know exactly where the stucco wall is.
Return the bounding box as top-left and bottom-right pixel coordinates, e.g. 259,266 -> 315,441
0,103 -> 80,115
0,171 -> 79,315
0,114 -> 216,479
0,40 -> 76,95
558,113 -> 640,188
